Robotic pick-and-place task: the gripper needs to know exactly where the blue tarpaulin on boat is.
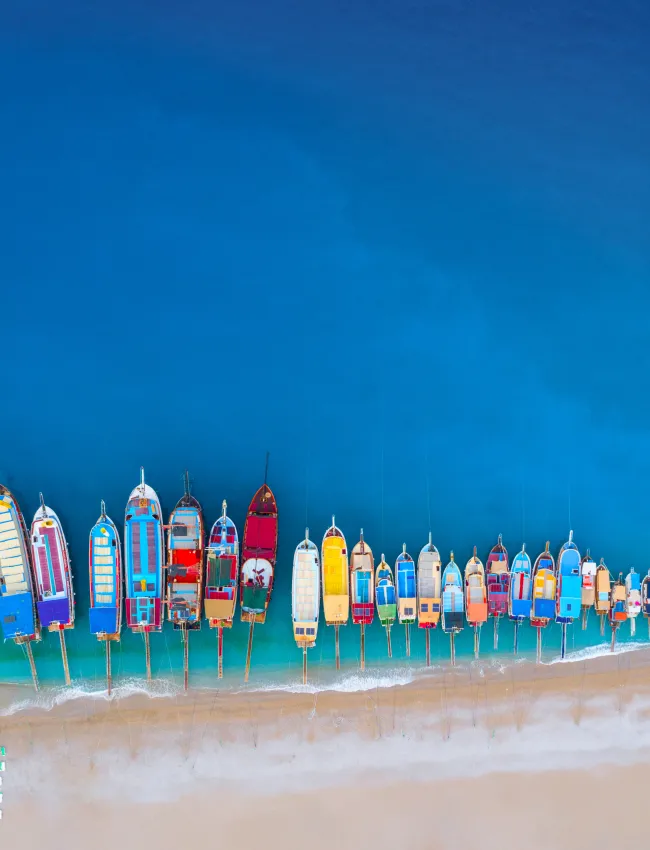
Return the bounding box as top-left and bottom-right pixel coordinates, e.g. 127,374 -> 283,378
534,598 -> 555,619
511,599 -> 532,619
89,607 -> 118,635
558,576 -> 581,618
37,597 -> 70,628
397,570 -> 416,599
377,585 -> 396,606
0,592 -> 35,640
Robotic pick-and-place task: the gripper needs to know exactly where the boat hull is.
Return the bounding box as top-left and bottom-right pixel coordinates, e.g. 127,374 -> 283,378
89,512 -> 122,640
417,547 -> 441,628
292,539 -> 320,647
167,497 -> 204,630
0,487 -> 39,642
124,481 -> 164,633
240,484 -> 278,624
205,511 -> 239,627
322,528 -> 349,627
31,505 -> 74,630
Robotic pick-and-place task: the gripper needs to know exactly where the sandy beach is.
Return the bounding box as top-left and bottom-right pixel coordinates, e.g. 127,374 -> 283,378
3,647 -> 650,848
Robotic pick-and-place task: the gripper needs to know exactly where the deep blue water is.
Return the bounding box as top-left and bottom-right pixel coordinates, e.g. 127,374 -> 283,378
1,0 -> 649,690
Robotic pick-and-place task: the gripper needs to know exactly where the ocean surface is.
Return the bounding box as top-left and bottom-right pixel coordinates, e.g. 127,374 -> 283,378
1,1 -> 649,703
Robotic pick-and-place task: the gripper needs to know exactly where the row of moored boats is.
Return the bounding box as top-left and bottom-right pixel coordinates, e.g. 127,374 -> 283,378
1,472 -> 647,691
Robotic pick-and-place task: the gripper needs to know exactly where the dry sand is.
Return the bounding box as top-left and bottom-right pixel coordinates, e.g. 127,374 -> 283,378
2,648 -> 650,849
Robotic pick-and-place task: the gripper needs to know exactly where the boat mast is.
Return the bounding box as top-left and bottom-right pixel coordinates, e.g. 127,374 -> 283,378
244,617 -> 255,682
144,629 -> 152,681
20,638 -> 39,692
302,645 -> 308,685
39,492 -> 46,518
183,624 -> 189,691
106,639 -> 112,696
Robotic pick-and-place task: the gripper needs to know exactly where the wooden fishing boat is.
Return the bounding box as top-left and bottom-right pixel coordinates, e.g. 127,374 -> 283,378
417,533 -> 442,666
642,570 -> 650,638
625,567 -> 641,636
509,545 -> 532,653
531,542 -> 556,663
31,494 -> 75,685
166,473 -> 204,691
609,574 -> 627,651
321,517 -> 349,670
579,550 -> 597,630
0,485 -> 40,690
240,473 -> 278,681
124,468 -> 164,680
395,544 -> 416,657
595,559 -> 611,636
441,552 -> 464,665
292,529 -> 320,684
375,554 -> 396,657
465,547 -> 488,659
350,531 -> 374,670
556,530 -> 581,658
88,501 -> 122,695
205,500 -> 239,678
486,534 -> 509,650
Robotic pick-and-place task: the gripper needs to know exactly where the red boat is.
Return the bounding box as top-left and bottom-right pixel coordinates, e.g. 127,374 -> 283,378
486,534 -> 510,650
239,459 -> 278,681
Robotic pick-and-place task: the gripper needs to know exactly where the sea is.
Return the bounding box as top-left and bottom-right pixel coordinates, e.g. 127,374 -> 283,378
1,0 -> 649,711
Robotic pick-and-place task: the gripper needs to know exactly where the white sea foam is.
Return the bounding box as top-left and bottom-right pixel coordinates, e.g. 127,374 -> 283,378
543,641 -> 648,665
243,667 -> 422,695
0,676 -> 183,717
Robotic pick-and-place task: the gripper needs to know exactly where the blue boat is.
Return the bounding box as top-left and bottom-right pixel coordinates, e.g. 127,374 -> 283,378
124,467 -> 164,680
441,552 -> 464,665
89,500 -> 122,694
395,544 -> 416,656
508,544 -> 532,653
556,531 -> 582,623
0,485 -> 40,689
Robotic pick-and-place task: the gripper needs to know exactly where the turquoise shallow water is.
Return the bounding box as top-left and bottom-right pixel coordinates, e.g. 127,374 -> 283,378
2,2 -> 649,698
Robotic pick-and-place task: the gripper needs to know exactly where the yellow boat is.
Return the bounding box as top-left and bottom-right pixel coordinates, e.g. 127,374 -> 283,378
321,516 -> 349,669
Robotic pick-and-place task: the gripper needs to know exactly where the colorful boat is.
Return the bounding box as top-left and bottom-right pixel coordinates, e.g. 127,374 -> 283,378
166,473 -> 204,691
509,544 -> 532,653
375,554 -> 397,657
321,516 -> 349,669
417,533 -> 442,666
486,534 -> 509,650
642,570 -> 650,638
350,531 -> 374,670
441,552 -> 464,664
124,468 -> 164,680
625,567 -> 642,636
395,544 -> 416,656
31,494 -> 75,684
240,476 -> 278,681
292,528 -> 320,683
204,500 -> 239,678
556,530 -> 581,657
579,550 -> 597,629
531,542 -> 556,663
464,546 -> 488,659
595,559 -> 611,635
88,501 -> 122,695
0,485 -> 40,689
610,574 -> 627,650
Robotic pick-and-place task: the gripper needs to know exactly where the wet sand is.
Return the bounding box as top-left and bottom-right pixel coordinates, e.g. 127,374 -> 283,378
2,648 -> 650,848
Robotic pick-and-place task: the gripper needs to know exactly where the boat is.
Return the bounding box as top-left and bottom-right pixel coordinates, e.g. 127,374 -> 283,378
88,501 -> 122,695
609,573 -> 627,651
31,493 -> 75,685
486,534 -> 509,650
240,466 -> 278,682
579,550 -> 597,629
441,552 -> 464,665
556,531 -> 581,658
531,542 -> 556,663
292,529 -> 320,684
375,554 -> 397,657
166,472 -> 204,691
464,547 -> 488,659
350,531 -> 374,670
625,567 -> 642,636
395,544 -> 416,656
595,559 -> 611,636
417,533 -> 442,666
124,468 -> 164,680
642,570 -> 650,638
204,500 -> 239,678
508,544 -> 532,653
0,485 -> 40,690
321,516 -> 349,670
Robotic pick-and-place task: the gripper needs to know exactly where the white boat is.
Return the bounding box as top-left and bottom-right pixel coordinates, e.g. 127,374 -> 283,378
292,529 -> 320,683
